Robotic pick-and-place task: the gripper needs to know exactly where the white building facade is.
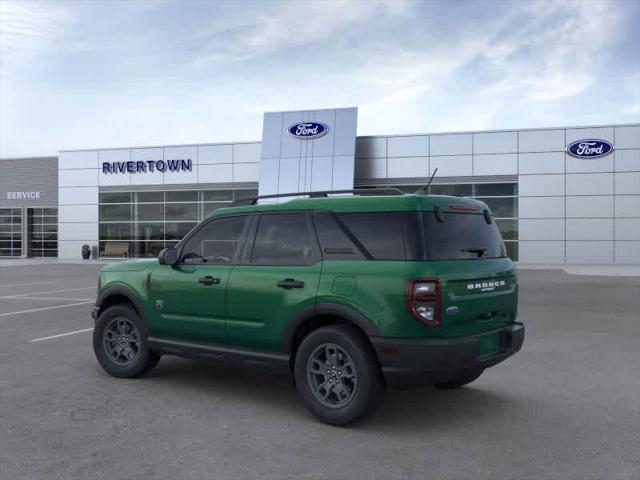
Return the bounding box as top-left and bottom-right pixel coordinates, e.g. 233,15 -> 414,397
3,108 -> 639,264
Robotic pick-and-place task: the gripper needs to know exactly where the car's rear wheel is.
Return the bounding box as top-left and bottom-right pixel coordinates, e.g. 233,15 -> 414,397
433,368 -> 484,389
294,325 -> 385,426
93,304 -> 160,378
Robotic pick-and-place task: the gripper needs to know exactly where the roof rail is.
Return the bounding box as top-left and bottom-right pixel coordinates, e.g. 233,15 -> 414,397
231,188 -> 405,206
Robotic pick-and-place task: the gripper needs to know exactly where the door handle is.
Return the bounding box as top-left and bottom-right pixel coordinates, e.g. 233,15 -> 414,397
198,276 -> 221,286
277,278 -> 305,289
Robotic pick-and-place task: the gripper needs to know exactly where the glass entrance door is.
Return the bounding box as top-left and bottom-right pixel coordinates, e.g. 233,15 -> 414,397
27,208 -> 58,257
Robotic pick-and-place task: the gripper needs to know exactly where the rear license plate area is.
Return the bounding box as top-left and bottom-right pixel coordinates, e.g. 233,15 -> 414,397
479,332 -> 499,357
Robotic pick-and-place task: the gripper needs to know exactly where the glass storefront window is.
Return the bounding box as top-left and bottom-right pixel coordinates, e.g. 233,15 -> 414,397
99,241 -> 133,258
135,203 -> 164,221
476,197 -> 518,218
96,185 -> 517,260
233,189 -> 258,200
100,192 -> 132,203
99,223 -> 132,240
165,222 -> 197,240
505,241 -> 518,260
203,190 -> 233,201
135,223 -> 164,241
98,188 -> 251,258
134,241 -> 165,258
166,191 -> 198,202
474,183 -> 517,197
165,203 -> 199,221
429,184 -> 473,196
99,204 -> 132,221
496,219 -> 518,241
202,202 -> 230,216
136,191 -> 163,203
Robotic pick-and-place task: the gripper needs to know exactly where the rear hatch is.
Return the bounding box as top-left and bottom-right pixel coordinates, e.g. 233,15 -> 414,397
422,210 -> 518,338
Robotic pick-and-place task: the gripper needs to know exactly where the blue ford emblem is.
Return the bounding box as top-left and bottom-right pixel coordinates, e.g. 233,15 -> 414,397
446,306 -> 459,315
288,122 -> 328,139
567,139 -> 613,159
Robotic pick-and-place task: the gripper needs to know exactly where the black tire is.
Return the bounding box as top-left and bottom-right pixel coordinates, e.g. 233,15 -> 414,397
433,368 -> 484,390
294,325 -> 385,426
93,304 -> 160,378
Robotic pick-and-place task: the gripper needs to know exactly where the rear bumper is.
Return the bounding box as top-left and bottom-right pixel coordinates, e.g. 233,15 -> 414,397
371,323 -> 524,389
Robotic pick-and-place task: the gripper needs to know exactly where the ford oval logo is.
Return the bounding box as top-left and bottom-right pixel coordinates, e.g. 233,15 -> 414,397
446,306 -> 459,315
288,122 -> 329,139
567,139 -> 614,159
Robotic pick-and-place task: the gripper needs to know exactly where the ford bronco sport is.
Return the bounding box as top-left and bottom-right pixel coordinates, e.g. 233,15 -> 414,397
92,189 -> 524,425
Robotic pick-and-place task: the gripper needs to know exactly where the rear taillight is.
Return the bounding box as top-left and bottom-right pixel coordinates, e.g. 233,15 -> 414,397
405,279 -> 440,327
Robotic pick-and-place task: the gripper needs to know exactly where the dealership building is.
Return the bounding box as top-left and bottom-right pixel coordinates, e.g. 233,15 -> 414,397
1,107 -> 639,264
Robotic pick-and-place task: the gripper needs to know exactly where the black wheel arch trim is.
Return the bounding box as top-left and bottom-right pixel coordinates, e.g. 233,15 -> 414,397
94,284 -> 146,321
282,302 -> 382,353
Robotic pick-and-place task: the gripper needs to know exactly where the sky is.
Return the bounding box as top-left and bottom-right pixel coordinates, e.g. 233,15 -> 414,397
0,0 -> 638,157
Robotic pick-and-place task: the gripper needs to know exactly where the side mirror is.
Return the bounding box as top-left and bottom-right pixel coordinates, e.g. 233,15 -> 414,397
158,247 -> 178,266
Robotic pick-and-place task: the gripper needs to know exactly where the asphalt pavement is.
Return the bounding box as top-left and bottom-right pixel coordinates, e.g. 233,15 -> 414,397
0,263 -> 638,480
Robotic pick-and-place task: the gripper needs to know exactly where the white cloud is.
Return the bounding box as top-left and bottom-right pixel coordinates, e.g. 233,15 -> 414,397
0,0 -> 73,67
191,0 -> 409,67
481,0 -> 619,101
356,0 -> 624,133
0,0 -> 637,156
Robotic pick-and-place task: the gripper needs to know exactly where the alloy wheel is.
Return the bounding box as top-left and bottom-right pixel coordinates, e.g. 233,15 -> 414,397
103,317 -> 141,366
307,343 -> 358,408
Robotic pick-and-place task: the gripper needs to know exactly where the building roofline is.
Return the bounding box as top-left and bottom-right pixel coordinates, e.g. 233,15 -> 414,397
58,140 -> 262,154
263,106 -> 358,115
8,122 -> 634,156
0,156 -> 58,161
356,122 -> 640,139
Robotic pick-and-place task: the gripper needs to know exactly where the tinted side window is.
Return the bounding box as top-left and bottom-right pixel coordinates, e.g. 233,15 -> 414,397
337,212 -> 421,260
181,216 -> 248,264
314,212 -> 365,260
252,213 -> 315,265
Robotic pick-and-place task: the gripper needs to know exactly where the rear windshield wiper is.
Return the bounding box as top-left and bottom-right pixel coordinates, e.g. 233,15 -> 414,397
461,248 -> 487,258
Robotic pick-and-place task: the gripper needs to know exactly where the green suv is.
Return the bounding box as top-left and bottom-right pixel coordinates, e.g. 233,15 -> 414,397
92,189 -> 524,425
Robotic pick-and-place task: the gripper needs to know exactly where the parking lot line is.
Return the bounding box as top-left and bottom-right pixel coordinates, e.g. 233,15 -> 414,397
31,327 -> 94,343
8,287 -> 95,298
0,301 -> 93,317
0,281 -> 58,288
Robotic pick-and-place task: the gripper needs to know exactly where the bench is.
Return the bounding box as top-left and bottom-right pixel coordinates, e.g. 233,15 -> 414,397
102,243 -> 129,258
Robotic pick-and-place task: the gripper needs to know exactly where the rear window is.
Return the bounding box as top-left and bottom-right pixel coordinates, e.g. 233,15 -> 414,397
424,212 -> 506,260
337,213 -> 421,260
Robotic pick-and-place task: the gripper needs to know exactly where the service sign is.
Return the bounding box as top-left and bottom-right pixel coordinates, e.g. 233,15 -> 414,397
6,191 -> 40,200
566,139 -> 613,159
288,122 -> 329,139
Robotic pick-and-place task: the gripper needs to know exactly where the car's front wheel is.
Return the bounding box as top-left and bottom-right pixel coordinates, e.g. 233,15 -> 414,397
294,325 -> 385,426
93,304 -> 160,378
